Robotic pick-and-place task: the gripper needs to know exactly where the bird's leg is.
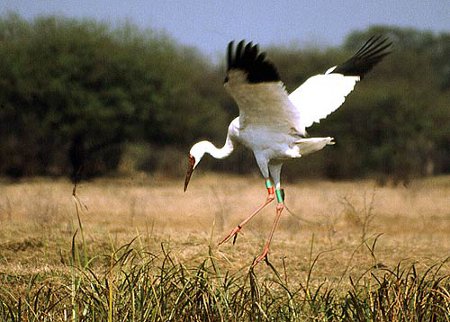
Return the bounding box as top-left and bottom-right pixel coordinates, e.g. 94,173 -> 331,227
252,188 -> 285,267
218,178 -> 275,246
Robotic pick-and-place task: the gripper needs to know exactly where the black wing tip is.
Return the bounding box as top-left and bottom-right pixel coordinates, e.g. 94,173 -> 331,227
226,40 -> 280,84
356,35 -> 392,54
356,35 -> 393,60
333,35 -> 392,78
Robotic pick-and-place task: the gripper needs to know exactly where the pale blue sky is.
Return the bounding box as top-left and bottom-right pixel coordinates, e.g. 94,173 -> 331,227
2,1 -> 449,61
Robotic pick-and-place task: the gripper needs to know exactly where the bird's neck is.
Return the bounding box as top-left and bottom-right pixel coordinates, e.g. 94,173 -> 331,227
201,135 -> 235,160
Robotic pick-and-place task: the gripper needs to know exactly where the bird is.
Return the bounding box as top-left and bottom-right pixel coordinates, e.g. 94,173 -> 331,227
184,36 -> 392,266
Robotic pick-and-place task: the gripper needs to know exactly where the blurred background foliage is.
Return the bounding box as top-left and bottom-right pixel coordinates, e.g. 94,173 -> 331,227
0,14 -> 448,184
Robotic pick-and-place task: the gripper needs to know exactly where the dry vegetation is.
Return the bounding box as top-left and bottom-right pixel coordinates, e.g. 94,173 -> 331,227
0,174 -> 449,320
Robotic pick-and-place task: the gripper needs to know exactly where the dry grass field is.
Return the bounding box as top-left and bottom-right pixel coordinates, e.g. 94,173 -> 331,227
0,173 -> 449,320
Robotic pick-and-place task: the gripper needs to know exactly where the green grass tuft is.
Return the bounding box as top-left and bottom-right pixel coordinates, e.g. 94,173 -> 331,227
0,235 -> 448,321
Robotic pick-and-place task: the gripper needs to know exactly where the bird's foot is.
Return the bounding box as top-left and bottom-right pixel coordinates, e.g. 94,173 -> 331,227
252,246 -> 269,267
219,191 -> 275,247
218,225 -> 242,246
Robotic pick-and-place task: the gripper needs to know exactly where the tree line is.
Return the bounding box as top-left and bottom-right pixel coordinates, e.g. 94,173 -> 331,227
0,14 -> 448,184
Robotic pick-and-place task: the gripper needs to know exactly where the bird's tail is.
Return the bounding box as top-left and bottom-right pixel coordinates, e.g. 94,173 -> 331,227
295,137 -> 334,156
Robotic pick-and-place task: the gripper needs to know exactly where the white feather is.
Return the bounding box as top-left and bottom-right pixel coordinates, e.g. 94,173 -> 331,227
289,73 -> 360,130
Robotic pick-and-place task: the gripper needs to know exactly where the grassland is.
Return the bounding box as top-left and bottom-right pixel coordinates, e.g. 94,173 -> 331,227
0,174 -> 449,321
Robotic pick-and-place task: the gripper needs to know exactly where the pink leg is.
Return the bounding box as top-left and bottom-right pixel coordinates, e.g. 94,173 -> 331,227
252,202 -> 284,267
219,183 -> 275,246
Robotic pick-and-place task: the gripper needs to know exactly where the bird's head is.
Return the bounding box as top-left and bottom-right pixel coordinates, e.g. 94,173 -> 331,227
184,142 -> 207,192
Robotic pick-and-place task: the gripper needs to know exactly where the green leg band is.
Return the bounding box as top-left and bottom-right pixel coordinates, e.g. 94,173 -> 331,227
265,179 -> 273,189
275,189 -> 285,203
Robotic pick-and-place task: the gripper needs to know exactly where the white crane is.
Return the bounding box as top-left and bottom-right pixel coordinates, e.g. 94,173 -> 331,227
184,36 -> 391,266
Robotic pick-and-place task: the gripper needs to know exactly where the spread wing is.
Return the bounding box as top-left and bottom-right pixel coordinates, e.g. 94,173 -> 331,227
289,35 -> 392,130
224,37 -> 392,135
224,40 -> 303,135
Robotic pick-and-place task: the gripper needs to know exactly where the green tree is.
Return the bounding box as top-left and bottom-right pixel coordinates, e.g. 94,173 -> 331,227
0,14 -> 228,179
0,16 -> 447,182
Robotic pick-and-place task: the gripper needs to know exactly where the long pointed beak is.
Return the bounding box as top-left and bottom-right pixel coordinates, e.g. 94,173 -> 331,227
184,155 -> 195,192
